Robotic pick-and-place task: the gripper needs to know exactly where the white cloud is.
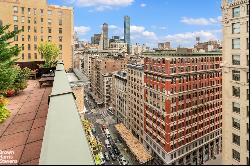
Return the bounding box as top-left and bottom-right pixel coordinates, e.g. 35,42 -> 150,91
109,25 -> 119,29
69,0 -> 134,11
131,25 -> 145,33
131,25 -> 157,41
180,16 -> 222,25
74,26 -> 91,35
163,29 -> 221,47
140,3 -> 146,7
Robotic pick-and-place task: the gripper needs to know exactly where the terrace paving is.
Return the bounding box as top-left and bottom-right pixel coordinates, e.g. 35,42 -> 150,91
0,80 -> 51,165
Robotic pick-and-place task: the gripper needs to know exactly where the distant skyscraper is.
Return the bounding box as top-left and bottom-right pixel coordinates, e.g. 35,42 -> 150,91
102,23 -> 109,50
124,16 -> 131,53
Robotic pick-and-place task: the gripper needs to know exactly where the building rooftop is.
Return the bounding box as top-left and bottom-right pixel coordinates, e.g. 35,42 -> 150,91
0,80 -> 51,165
114,71 -> 127,80
143,51 -> 222,57
127,63 -> 144,71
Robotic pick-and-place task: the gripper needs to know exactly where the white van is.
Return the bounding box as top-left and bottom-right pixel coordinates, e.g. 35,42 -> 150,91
105,129 -> 111,139
99,152 -> 105,165
105,139 -> 111,149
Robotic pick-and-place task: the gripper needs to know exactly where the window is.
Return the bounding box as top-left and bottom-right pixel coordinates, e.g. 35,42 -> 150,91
232,23 -> 240,34
232,70 -> 240,81
232,38 -> 240,49
21,35 -> 24,41
40,9 -> 44,14
59,44 -> 62,50
59,28 -> 62,34
48,19 -> 52,26
247,72 -> 249,83
48,36 -> 52,41
21,7 -> 24,14
41,36 -> 44,42
48,10 -> 52,15
28,35 -> 31,41
13,6 -> 18,13
247,89 -> 249,100
247,55 -> 249,66
233,86 -> 240,97
22,26 -> 24,31
232,55 -> 240,65
247,21 -> 249,32
14,34 -> 18,41
48,27 -> 52,33
22,53 -> 24,60
59,19 -> 62,26
13,16 -> 18,23
247,4 -> 249,15
233,7 -> 240,17
28,44 -> 31,50
21,16 -> 24,23
14,25 -> 18,31
28,17 -> 31,23
28,26 -> 31,32
41,27 -> 43,33
232,133 -> 240,145
34,53 -> 37,59
41,18 -> 44,23
34,36 -> 37,42
28,8 -> 31,15
34,27 -> 37,33
34,17 -> 37,24
233,102 -> 240,114
34,8 -> 37,15
59,36 -> 63,42
28,53 -> 31,60
34,44 -> 37,51
247,38 -> 249,49
22,44 -> 24,50
232,117 -> 240,130
232,149 -> 240,162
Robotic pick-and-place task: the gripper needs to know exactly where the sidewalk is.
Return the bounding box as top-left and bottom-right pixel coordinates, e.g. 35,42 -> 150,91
203,154 -> 222,165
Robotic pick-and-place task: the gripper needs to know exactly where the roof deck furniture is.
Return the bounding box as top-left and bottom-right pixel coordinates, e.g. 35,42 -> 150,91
38,77 -> 54,88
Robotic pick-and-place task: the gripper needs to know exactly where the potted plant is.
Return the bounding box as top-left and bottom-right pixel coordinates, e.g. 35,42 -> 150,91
38,42 -> 60,75
0,95 -> 10,123
12,66 -> 31,95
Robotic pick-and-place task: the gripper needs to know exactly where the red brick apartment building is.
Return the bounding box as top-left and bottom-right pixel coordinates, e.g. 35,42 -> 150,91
143,51 -> 222,165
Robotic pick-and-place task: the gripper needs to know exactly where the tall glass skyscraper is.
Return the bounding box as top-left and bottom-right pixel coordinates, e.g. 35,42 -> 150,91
124,16 -> 131,53
102,23 -> 109,50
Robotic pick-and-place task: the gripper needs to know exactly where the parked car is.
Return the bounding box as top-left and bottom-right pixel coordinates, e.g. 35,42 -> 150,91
104,129 -> 111,139
99,152 -> 106,165
112,145 -> 120,155
108,151 -> 117,161
118,156 -> 128,165
104,152 -> 110,161
105,139 -> 111,149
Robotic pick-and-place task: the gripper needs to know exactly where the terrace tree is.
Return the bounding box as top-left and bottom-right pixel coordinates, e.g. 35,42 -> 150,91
38,42 -> 60,68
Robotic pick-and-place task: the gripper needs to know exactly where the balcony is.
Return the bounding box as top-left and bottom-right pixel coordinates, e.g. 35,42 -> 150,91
0,61 -> 94,165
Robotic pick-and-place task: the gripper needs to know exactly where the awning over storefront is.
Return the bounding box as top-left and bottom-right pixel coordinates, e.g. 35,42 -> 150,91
115,123 -> 152,164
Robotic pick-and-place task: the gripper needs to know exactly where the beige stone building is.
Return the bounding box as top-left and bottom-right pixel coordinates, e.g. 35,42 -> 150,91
111,71 -> 128,125
89,56 -> 128,107
126,64 -> 145,144
221,0 -> 249,165
0,0 -> 74,71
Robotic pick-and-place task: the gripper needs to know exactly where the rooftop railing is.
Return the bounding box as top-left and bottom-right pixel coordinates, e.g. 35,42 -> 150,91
39,60 -> 94,165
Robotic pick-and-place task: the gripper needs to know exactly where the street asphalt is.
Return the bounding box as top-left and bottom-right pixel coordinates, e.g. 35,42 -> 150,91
83,91 -> 129,165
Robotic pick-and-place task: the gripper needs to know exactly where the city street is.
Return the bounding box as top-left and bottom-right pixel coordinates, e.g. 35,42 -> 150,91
83,90 -> 135,165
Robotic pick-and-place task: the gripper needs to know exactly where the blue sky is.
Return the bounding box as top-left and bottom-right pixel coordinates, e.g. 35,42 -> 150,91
48,0 -> 222,48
